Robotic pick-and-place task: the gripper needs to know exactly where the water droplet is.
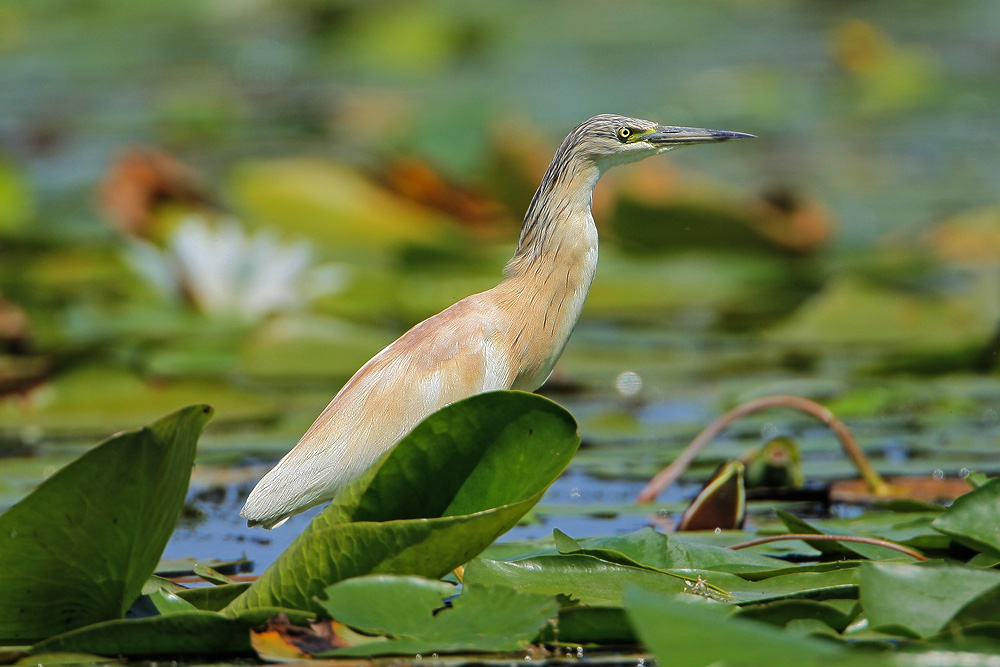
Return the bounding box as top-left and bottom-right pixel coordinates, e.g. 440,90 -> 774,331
615,371 -> 643,397
569,487 -> 581,499
524,656 -> 532,661
932,469 -> 945,481
9,530 -> 16,539
637,659 -> 645,667
576,647 -> 584,658
714,527 -> 722,534
415,655 -> 422,661
761,423 -> 778,440
960,468 -> 970,479
431,653 -> 439,659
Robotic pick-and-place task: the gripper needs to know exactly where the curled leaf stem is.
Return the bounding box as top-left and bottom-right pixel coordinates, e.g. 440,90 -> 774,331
727,533 -> 927,561
637,395 -> 889,504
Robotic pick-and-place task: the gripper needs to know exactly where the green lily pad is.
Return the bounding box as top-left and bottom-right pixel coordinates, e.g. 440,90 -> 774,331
932,476 -> 1000,557
464,554 -> 695,607
624,586 -> 850,667
860,561 -> 1000,638
31,608 -> 310,658
315,575 -> 558,656
0,406 -> 212,642
225,391 -> 579,614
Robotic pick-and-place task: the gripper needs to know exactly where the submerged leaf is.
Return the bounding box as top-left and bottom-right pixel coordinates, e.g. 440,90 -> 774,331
0,406 -> 213,642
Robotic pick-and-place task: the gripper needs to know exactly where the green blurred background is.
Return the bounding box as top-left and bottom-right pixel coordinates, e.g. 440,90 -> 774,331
2,0 -> 1000,568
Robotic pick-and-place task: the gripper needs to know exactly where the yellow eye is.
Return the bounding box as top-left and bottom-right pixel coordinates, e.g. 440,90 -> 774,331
617,127 -> 632,141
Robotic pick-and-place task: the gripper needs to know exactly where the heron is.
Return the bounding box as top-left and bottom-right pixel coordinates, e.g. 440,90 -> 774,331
241,114 -> 753,528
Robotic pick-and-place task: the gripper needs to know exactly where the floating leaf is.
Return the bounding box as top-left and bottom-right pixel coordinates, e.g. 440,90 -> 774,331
624,586 -> 848,667
31,609 -> 310,658
176,583 -> 251,612
465,554 -> 693,607
225,391 -> 579,614
860,561 -> 1000,638
315,575 -> 559,656
931,476 -> 1000,557
0,405 -> 213,642
776,509 -> 916,561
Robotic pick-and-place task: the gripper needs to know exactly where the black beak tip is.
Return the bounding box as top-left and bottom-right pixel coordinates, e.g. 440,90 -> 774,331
716,130 -> 756,141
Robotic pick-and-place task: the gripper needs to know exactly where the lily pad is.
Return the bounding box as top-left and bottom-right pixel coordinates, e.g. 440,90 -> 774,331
624,586 -> 849,667
931,476 -> 1000,557
0,406 -> 212,642
860,561 -> 1000,638
316,575 -> 559,656
225,391 -> 579,614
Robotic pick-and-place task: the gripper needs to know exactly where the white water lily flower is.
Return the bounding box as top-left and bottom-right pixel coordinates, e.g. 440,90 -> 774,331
125,215 -> 347,320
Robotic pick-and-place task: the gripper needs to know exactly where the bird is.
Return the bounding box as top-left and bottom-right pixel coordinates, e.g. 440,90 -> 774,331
241,114 -> 754,528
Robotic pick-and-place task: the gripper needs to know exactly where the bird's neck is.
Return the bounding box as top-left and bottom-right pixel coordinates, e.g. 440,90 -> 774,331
493,157 -> 601,390
504,157 -> 601,279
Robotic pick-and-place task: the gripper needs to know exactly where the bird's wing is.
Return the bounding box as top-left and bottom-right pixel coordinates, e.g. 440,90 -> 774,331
240,293 -> 512,527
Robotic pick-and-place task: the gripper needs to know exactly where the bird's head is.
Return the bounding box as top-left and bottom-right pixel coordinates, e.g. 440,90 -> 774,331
563,114 -> 754,172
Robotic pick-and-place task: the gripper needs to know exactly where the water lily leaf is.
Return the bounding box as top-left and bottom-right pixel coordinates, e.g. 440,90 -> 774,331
464,554 -> 693,607
561,527 -> 784,574
736,599 -> 858,633
777,509 -> 914,560
32,608 -> 315,658
230,158 -> 464,252
176,583 -> 251,611
316,575 -> 559,656
318,575 -> 455,637
0,405 -> 213,642
550,606 -> 636,644
931,476 -> 1000,557
623,586 -> 849,667
860,561 -> 1000,638
225,391 -> 579,614
0,367 -> 268,438
148,589 -> 197,615
721,567 -> 860,605
33,611 -> 247,657
767,276 -> 992,351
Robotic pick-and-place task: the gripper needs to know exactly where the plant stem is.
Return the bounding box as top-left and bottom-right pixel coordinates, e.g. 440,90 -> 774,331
727,533 -> 927,561
637,394 -> 889,503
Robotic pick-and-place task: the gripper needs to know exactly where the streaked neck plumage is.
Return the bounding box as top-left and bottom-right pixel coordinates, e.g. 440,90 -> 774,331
505,148 -> 601,279
498,145 -> 603,390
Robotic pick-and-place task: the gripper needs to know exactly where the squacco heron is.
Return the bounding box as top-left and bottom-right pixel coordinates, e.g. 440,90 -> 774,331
241,114 -> 753,528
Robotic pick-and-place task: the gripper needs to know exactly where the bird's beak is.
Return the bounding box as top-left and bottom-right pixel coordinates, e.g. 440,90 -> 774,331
646,125 -> 755,146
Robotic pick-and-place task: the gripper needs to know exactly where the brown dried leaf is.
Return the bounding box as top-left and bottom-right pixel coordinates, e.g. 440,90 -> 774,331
250,613 -> 380,662
378,157 -> 506,228
98,146 -> 213,238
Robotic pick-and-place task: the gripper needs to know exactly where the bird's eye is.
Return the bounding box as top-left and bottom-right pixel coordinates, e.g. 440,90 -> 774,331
617,127 -> 632,141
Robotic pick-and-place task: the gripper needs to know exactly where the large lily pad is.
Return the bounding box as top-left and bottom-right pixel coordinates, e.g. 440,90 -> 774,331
623,586 -> 851,667
860,561 -> 1000,638
0,405 -> 213,642
225,391 -> 579,614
